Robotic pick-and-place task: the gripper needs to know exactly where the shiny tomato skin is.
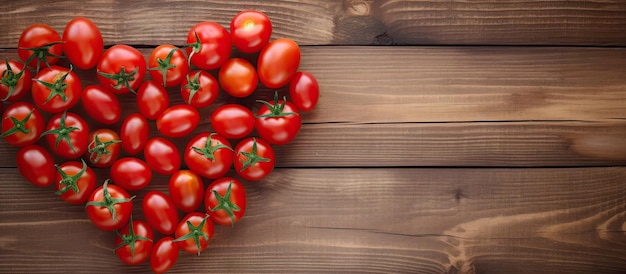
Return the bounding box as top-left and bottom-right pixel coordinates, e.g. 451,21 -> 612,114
0,60 -> 32,102
205,177 -> 246,226
1,102 -> 45,147
257,38 -> 300,88
150,237 -> 179,274
180,70 -> 219,108
149,44 -> 189,87
86,182 -> 133,231
234,137 -> 276,181
86,129 -> 121,168
174,212 -> 214,255
186,22 -> 232,70
44,111 -> 90,159
137,80 -> 170,120
169,170 -> 204,213
115,219 -> 154,265
97,44 -> 147,94
119,113 -> 149,155
255,99 -> 302,145
230,10 -> 272,53
184,133 -> 233,180
144,137 -> 181,175
55,160 -> 97,205
32,65 -> 82,114
210,104 -> 254,140
289,71 -> 319,112
81,85 -> 121,125
143,191 -> 179,235
62,17 -> 103,70
18,24 -> 63,69
16,145 -> 56,187
156,104 -> 200,138
110,157 -> 152,191
219,58 -> 258,98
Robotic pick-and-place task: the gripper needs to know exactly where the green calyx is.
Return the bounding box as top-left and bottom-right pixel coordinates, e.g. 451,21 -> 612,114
85,179 -> 135,221
1,58 -> 26,101
239,137 -> 270,172
88,135 -> 121,164
0,108 -> 35,137
173,214 -> 210,256
20,41 -> 64,73
183,71 -> 201,104
192,133 -> 233,162
208,181 -> 241,227
184,31 -> 202,67
113,216 -> 152,260
97,66 -> 139,94
40,111 -> 79,153
34,65 -> 73,105
55,159 -> 88,195
148,47 -> 179,87
256,91 -> 297,118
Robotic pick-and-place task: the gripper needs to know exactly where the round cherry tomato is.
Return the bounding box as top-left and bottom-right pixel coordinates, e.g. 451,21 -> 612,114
233,137 -> 275,181
144,137 -> 181,175
150,237 -> 179,274
230,10 -> 272,53
55,159 -> 96,205
86,129 -> 121,168
205,177 -> 246,226
85,180 -> 134,231
42,111 -> 90,159
119,113 -> 149,155
180,70 -> 219,108
210,104 -> 254,140
137,80 -> 170,120
110,157 -> 152,191
62,17 -> 103,70
289,71 -> 319,112
114,218 -> 154,265
219,58 -> 258,98
0,59 -> 32,102
255,92 -> 302,145
81,85 -> 121,125
169,170 -> 204,213
143,191 -> 179,235
173,212 -> 214,255
1,102 -> 45,147
186,22 -> 231,70
18,23 -> 63,72
184,133 -> 233,180
16,145 -> 56,187
32,65 -> 82,114
257,38 -> 300,88
156,104 -> 199,138
97,44 -> 147,94
149,44 -> 189,87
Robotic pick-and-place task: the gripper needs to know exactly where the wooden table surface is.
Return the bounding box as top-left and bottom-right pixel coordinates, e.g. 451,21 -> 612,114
1,1 -> 626,273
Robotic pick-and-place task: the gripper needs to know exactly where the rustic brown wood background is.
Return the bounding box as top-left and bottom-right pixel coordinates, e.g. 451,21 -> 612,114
1,1 -> 626,273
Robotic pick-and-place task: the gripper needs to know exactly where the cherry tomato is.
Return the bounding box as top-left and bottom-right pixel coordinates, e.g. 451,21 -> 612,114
156,104 -> 199,138
186,22 -> 231,70
180,70 -> 219,108
137,80 -> 170,120
257,38 -> 300,88
149,44 -> 189,87
18,23 -> 63,72
55,159 -> 96,205
255,92 -> 302,145
85,180 -> 134,231
233,137 -> 275,181
119,113 -> 149,155
173,212 -> 214,255
150,237 -> 179,274
184,133 -> 233,179
218,58 -> 258,98
42,111 -> 90,159
110,157 -> 152,191
205,177 -> 246,226
0,59 -> 32,102
86,129 -> 121,168
144,137 -> 181,175
114,218 -> 154,265
230,10 -> 272,54
81,85 -> 121,125
16,145 -> 56,187
1,102 -> 45,147
289,71 -> 319,112
62,17 -> 103,70
143,191 -> 179,235
97,44 -> 147,94
210,104 -> 254,140
32,65 -> 82,114
169,170 -> 204,213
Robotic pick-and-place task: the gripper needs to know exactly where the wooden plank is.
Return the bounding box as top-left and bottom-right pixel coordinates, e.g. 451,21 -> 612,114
1,1 -> 626,47
1,167 -> 625,273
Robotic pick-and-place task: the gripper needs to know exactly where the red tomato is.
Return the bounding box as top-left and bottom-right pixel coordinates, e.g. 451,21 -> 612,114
173,212 -> 214,255
114,218 -> 154,265
255,92 -> 302,145
143,191 -> 179,235
150,237 -> 179,274
184,133 -> 233,179
149,44 -> 189,87
210,104 -> 254,140
289,71 -> 319,112
185,22 -> 231,70
81,85 -> 121,125
55,159 -> 96,205
230,10 -> 272,53
42,111 -> 90,159
144,137 -> 181,175
219,58 -> 258,98
156,104 -> 200,138
110,157 -> 152,191
97,44 -> 147,94
16,145 -> 56,187
0,59 -> 32,102
169,170 -> 204,213
257,38 -> 300,88
137,80 -> 170,120
180,70 -> 219,108
205,177 -> 246,226
119,113 -> 149,155
62,17 -> 103,70
1,102 -> 45,147
233,137 -> 275,181
32,65 -> 82,113
17,23 -> 63,72
85,180 -> 134,231
86,129 -> 121,168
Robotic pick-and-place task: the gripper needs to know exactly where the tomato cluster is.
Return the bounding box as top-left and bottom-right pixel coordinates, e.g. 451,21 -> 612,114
1,10 -> 319,273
